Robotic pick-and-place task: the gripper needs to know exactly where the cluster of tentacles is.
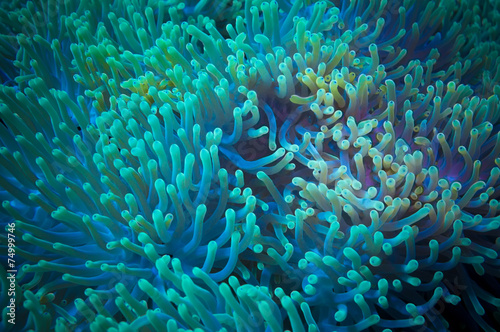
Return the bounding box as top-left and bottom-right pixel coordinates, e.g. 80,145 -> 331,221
1,0 -> 500,331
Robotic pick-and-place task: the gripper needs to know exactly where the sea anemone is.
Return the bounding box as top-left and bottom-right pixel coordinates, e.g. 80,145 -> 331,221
1,0 -> 500,331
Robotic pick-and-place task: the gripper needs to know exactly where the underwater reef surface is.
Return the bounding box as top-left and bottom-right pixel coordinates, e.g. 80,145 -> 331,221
0,0 -> 500,331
